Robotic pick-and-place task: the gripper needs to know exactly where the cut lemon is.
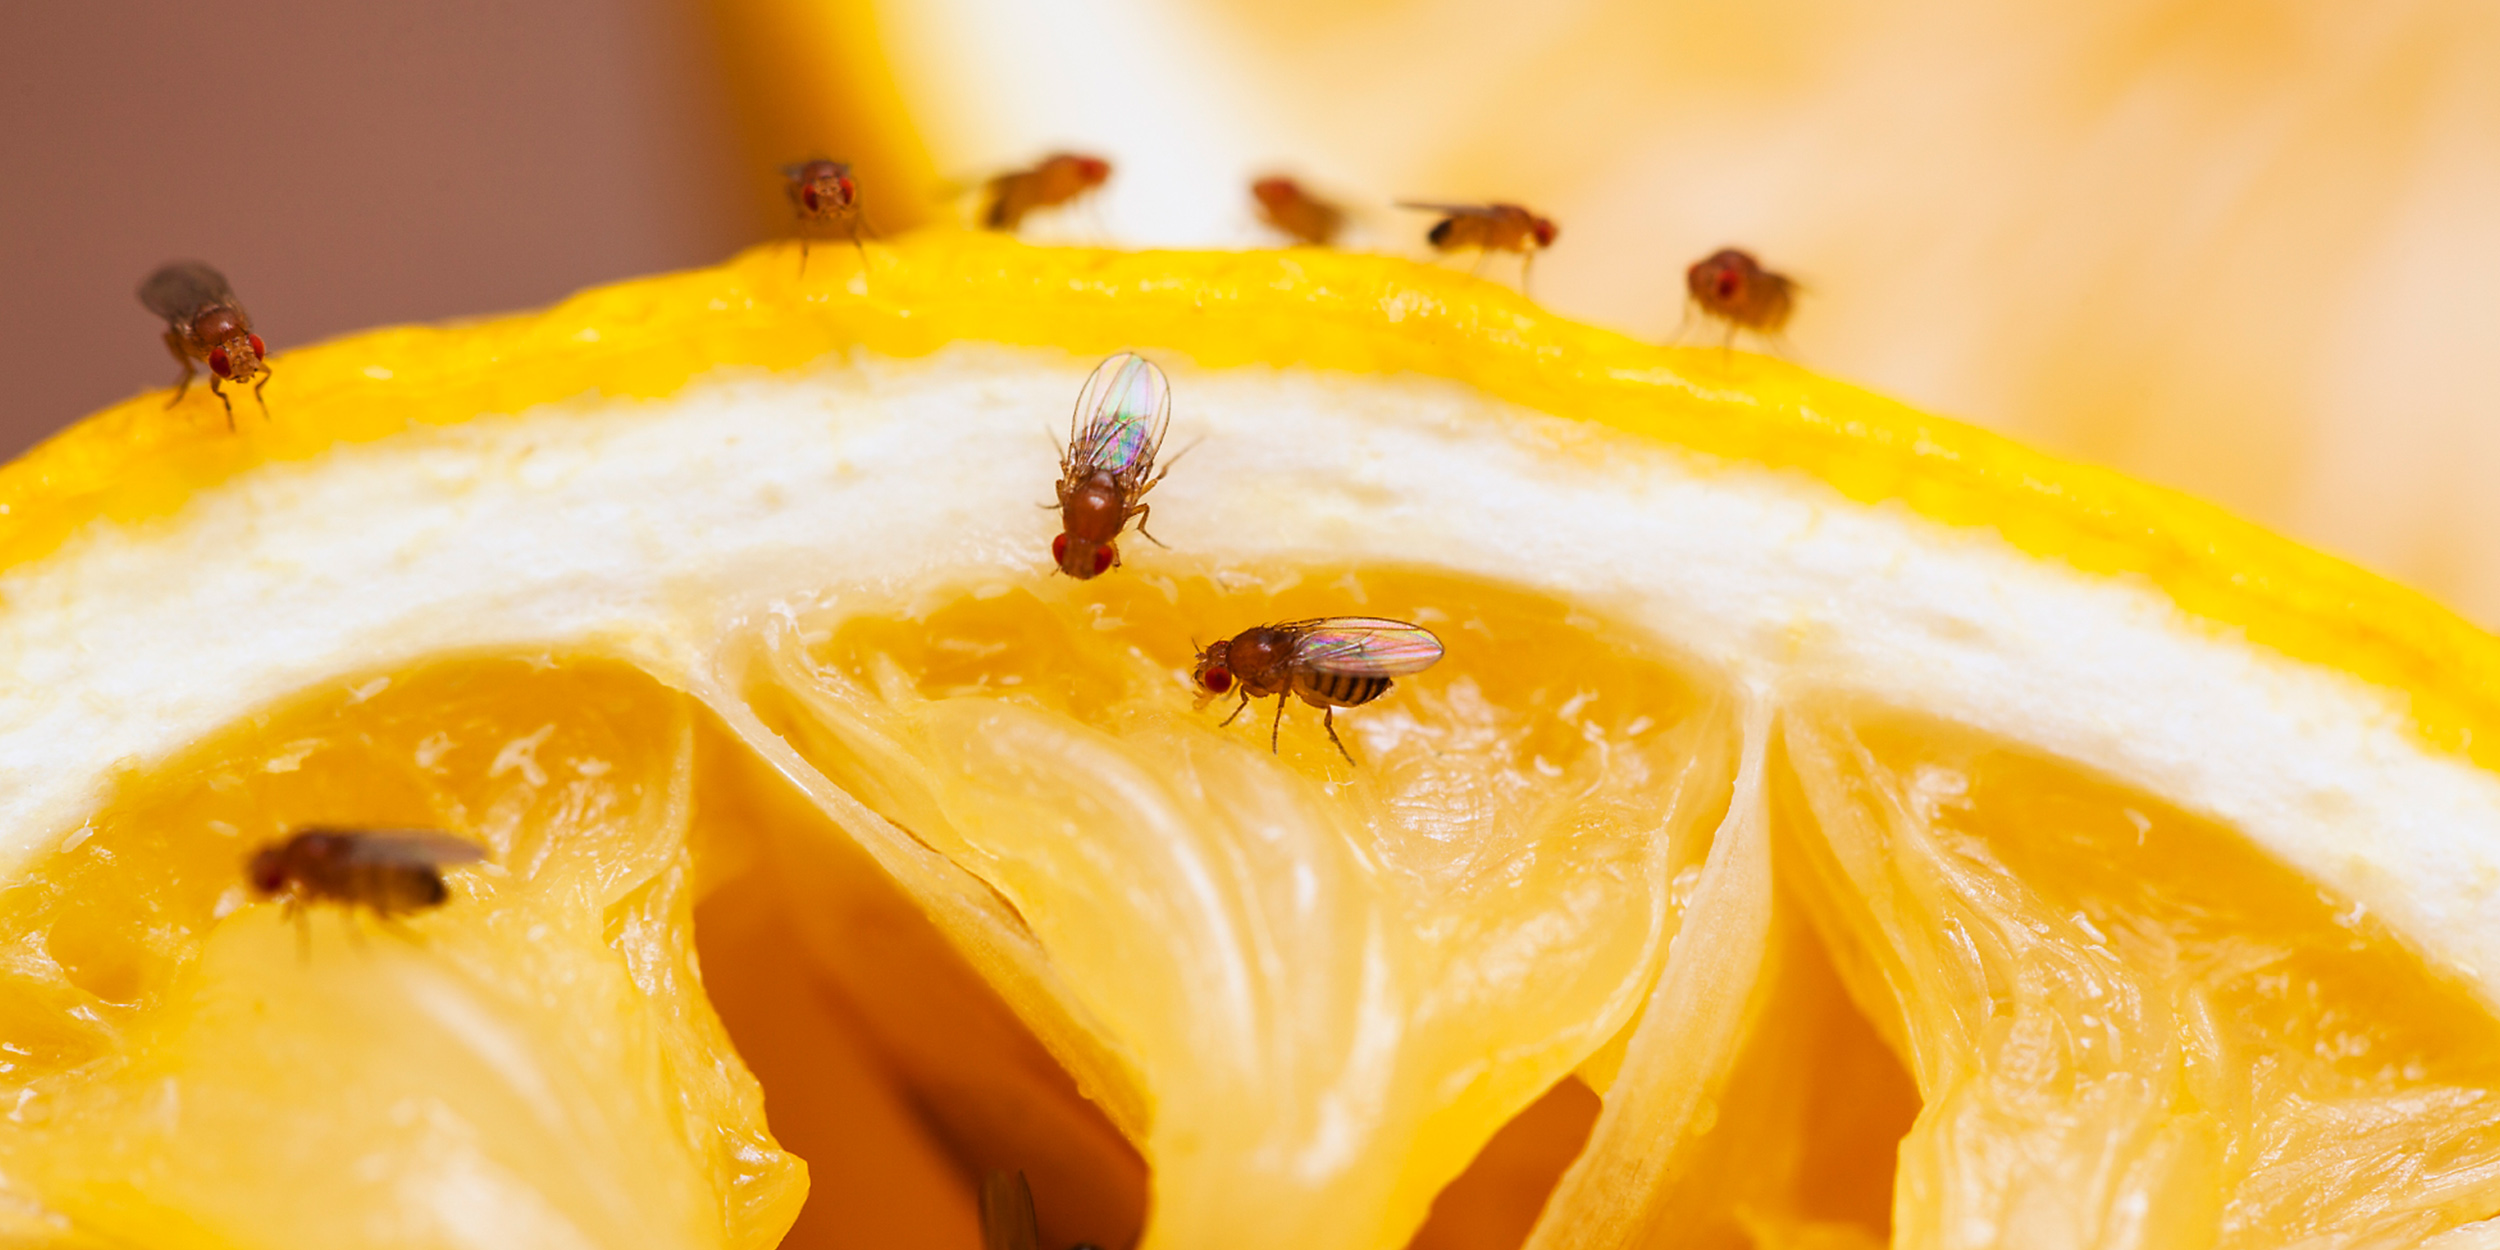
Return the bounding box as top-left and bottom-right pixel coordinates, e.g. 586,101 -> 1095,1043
1,232 -> 2497,1250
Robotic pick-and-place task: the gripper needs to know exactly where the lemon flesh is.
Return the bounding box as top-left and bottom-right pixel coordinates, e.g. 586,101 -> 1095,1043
0,242 -> 2497,1248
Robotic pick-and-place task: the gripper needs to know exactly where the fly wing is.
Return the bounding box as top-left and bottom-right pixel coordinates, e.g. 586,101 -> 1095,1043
1065,352 -> 1172,485
1394,201 -> 1501,217
979,1171 -> 1041,1250
1284,618 -> 1446,677
138,261 -> 234,322
306,827 -> 488,869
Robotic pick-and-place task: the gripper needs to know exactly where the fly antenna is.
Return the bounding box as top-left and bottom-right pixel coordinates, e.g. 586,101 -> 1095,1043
1160,434 -> 1207,471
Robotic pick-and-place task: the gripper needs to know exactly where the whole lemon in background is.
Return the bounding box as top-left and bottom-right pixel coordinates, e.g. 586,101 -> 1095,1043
2,237 -> 2499,1249
705,0 -> 2500,626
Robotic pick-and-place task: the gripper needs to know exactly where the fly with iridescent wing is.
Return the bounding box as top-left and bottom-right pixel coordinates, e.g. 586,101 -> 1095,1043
1051,352 -> 1177,579
1191,617 -> 1446,761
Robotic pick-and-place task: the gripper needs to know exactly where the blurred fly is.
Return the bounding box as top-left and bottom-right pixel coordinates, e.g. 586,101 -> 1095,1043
1683,247 -> 1797,348
1251,175 -> 1344,247
980,1170 -> 1103,1250
984,153 -> 1112,232
247,826 -> 486,950
783,158 -> 866,271
1191,617 -> 1445,762
140,261 -> 269,429
1052,352 -> 1175,579
1398,201 -> 1558,291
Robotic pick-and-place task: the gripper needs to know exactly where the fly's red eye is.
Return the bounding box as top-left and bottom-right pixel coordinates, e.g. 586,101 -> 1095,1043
802,188 -> 821,211
1716,271 -> 1741,300
1052,534 -> 1071,565
1202,666 -> 1233,694
836,176 -> 856,201
248,849 -> 286,894
248,334 -> 267,359
1091,546 -> 1115,576
207,348 -> 231,378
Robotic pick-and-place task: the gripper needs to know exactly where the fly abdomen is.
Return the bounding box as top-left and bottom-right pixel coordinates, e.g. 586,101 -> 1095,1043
340,861 -> 450,915
1299,670 -> 1393,708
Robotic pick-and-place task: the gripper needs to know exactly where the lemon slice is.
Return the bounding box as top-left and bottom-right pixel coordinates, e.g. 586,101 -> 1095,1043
1,233 -> 2496,1249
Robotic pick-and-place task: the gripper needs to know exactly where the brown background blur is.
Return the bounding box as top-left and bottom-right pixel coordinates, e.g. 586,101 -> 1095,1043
0,1 -> 757,455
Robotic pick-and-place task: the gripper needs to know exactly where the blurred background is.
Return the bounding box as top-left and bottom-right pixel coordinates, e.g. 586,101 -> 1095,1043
5,0 -> 2499,622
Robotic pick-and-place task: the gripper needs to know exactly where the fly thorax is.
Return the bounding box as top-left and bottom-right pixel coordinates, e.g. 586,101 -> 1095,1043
1062,475 -> 1127,541
1231,629 -> 1294,695
191,307 -> 243,350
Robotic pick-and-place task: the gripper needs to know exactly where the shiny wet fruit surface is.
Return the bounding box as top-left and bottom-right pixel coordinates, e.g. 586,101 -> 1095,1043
0,560 -> 2491,1249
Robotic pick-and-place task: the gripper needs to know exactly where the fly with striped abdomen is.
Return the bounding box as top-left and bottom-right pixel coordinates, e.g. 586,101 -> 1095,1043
246,826 -> 487,952
1397,201 -> 1559,291
1052,352 -> 1176,579
1191,617 -> 1445,762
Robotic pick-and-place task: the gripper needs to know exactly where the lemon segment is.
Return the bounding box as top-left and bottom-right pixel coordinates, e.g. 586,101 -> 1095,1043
768,568 -> 1731,1246
0,659 -> 800,1248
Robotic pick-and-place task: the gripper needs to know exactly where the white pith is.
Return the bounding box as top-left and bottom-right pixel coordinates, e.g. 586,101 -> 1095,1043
0,341 -> 2493,1002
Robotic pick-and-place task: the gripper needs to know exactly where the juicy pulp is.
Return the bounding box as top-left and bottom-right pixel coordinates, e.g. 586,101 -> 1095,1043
0,564 -> 2492,1249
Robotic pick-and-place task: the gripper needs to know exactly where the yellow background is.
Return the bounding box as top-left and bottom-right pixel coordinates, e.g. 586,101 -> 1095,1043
705,0 -> 2500,624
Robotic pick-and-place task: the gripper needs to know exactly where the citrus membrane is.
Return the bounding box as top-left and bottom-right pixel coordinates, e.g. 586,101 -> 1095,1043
0,237 -> 2496,1247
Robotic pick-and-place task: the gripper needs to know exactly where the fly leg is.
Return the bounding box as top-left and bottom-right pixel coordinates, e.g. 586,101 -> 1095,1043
1668,300 -> 1698,346
1520,250 -> 1536,298
1151,435 -> 1203,479
1321,706 -> 1354,764
286,899 -> 310,964
208,374 -> 236,431
252,361 -> 274,421
1219,689 -> 1252,728
1469,249 -> 1491,278
1270,694 -> 1288,754
1130,502 -> 1167,547
162,331 -> 195,407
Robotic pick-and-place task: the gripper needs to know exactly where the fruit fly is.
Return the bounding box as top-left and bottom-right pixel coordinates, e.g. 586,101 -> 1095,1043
246,826 -> 486,930
1191,617 -> 1445,762
980,1171 -> 1104,1250
1251,175 -> 1344,247
1398,201 -> 1558,289
1052,352 -> 1174,579
783,157 -> 866,271
139,261 -> 270,430
1684,247 -> 1797,346
984,153 -> 1112,231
